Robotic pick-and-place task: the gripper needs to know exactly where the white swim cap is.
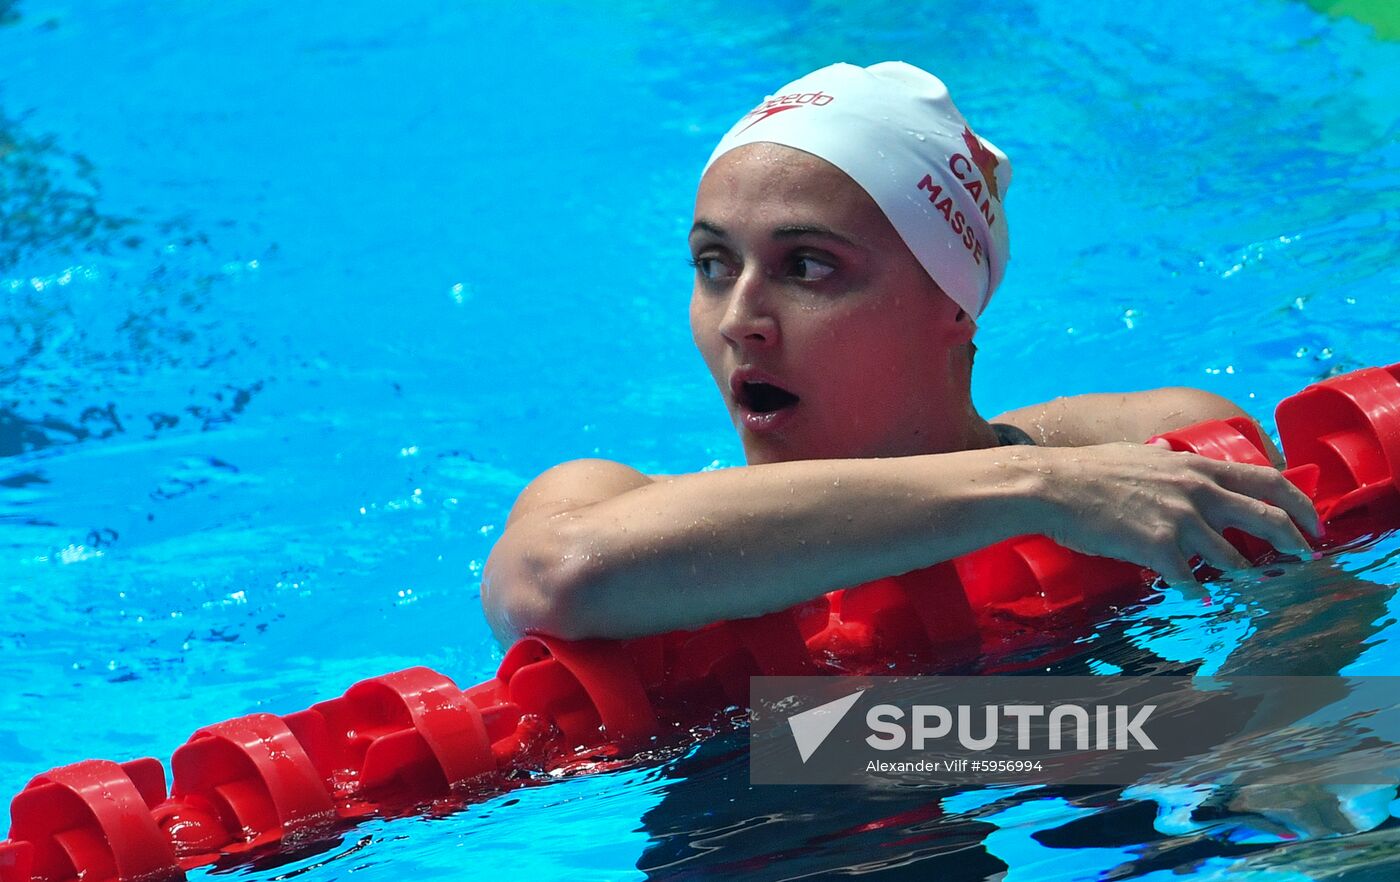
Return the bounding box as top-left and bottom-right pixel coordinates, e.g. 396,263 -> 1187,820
703,61 -> 1012,318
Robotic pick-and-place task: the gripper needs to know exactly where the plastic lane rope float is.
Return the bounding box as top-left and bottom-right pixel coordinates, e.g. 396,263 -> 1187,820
3,363 -> 1399,882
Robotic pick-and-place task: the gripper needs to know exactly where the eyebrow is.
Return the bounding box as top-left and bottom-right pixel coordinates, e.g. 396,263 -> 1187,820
771,224 -> 859,249
689,220 -> 860,249
690,220 -> 727,239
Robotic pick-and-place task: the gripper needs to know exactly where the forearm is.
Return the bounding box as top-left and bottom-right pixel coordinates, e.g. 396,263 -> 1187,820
497,449 -> 1037,640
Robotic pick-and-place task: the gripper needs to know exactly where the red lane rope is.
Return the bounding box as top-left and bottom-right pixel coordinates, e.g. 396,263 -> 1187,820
4,364 -> 1399,882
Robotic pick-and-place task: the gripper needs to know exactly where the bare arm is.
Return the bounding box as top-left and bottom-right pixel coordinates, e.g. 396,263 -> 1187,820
482,442 -> 1318,644
482,450 -> 1034,643
993,387 -> 1286,467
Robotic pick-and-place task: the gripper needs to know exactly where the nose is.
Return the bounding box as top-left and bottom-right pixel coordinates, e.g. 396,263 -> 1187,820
716,267 -> 779,349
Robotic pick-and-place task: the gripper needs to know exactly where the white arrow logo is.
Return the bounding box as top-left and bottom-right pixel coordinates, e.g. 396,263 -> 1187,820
787,690 -> 866,763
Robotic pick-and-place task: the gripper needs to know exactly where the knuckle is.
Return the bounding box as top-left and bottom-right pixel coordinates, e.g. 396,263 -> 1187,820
1261,505 -> 1291,527
1148,523 -> 1180,547
1179,475 -> 1211,497
1168,498 -> 1200,520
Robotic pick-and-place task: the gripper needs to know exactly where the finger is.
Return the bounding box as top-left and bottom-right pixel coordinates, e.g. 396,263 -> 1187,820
1206,461 -> 1321,537
1184,521 -> 1253,572
1149,548 -> 1197,584
1213,492 -> 1313,555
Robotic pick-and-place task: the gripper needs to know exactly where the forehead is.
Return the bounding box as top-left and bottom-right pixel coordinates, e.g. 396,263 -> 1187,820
693,143 -> 893,240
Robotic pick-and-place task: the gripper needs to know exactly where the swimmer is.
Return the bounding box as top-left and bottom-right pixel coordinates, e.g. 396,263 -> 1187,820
482,62 -> 1319,644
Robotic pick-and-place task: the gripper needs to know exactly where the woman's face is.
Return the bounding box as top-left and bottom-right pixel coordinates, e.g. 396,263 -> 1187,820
689,142 -> 979,464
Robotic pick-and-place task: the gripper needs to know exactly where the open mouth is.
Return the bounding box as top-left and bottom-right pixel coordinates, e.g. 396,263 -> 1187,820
737,381 -> 800,414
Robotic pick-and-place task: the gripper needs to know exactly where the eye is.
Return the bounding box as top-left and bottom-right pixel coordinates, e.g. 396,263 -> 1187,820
790,254 -> 836,281
689,255 -> 734,282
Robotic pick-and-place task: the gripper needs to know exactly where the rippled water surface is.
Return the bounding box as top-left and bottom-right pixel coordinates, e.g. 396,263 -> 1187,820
2,0 -> 1398,879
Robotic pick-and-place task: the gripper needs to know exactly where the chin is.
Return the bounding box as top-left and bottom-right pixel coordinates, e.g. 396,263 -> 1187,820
739,437 -> 797,466
740,444 -> 779,466
743,436 -> 843,465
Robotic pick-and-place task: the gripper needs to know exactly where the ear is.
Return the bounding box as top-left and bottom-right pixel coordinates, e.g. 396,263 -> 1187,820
948,307 -> 978,345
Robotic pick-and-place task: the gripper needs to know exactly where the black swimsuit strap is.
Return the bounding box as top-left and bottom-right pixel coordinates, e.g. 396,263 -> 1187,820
990,422 -> 1037,447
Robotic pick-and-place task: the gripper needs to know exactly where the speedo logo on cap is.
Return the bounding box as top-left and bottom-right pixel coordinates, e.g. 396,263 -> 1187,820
736,90 -> 835,133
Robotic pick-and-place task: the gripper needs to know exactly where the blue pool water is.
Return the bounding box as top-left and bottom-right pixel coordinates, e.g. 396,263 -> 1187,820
2,0 -> 1399,878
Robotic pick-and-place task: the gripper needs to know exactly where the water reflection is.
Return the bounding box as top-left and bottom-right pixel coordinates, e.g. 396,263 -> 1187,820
635,562 -> 1398,878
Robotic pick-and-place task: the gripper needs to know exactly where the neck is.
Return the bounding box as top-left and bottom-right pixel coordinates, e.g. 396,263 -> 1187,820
869,404 -> 999,458
932,355 -> 997,454
915,368 -> 999,454
961,414 -> 1003,452
918,414 -> 1000,456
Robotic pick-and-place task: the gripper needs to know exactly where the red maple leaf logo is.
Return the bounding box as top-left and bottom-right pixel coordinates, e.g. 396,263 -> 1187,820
961,127 -> 1001,200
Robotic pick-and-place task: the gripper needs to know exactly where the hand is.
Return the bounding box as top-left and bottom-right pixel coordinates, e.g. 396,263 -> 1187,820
1017,442 -> 1321,582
